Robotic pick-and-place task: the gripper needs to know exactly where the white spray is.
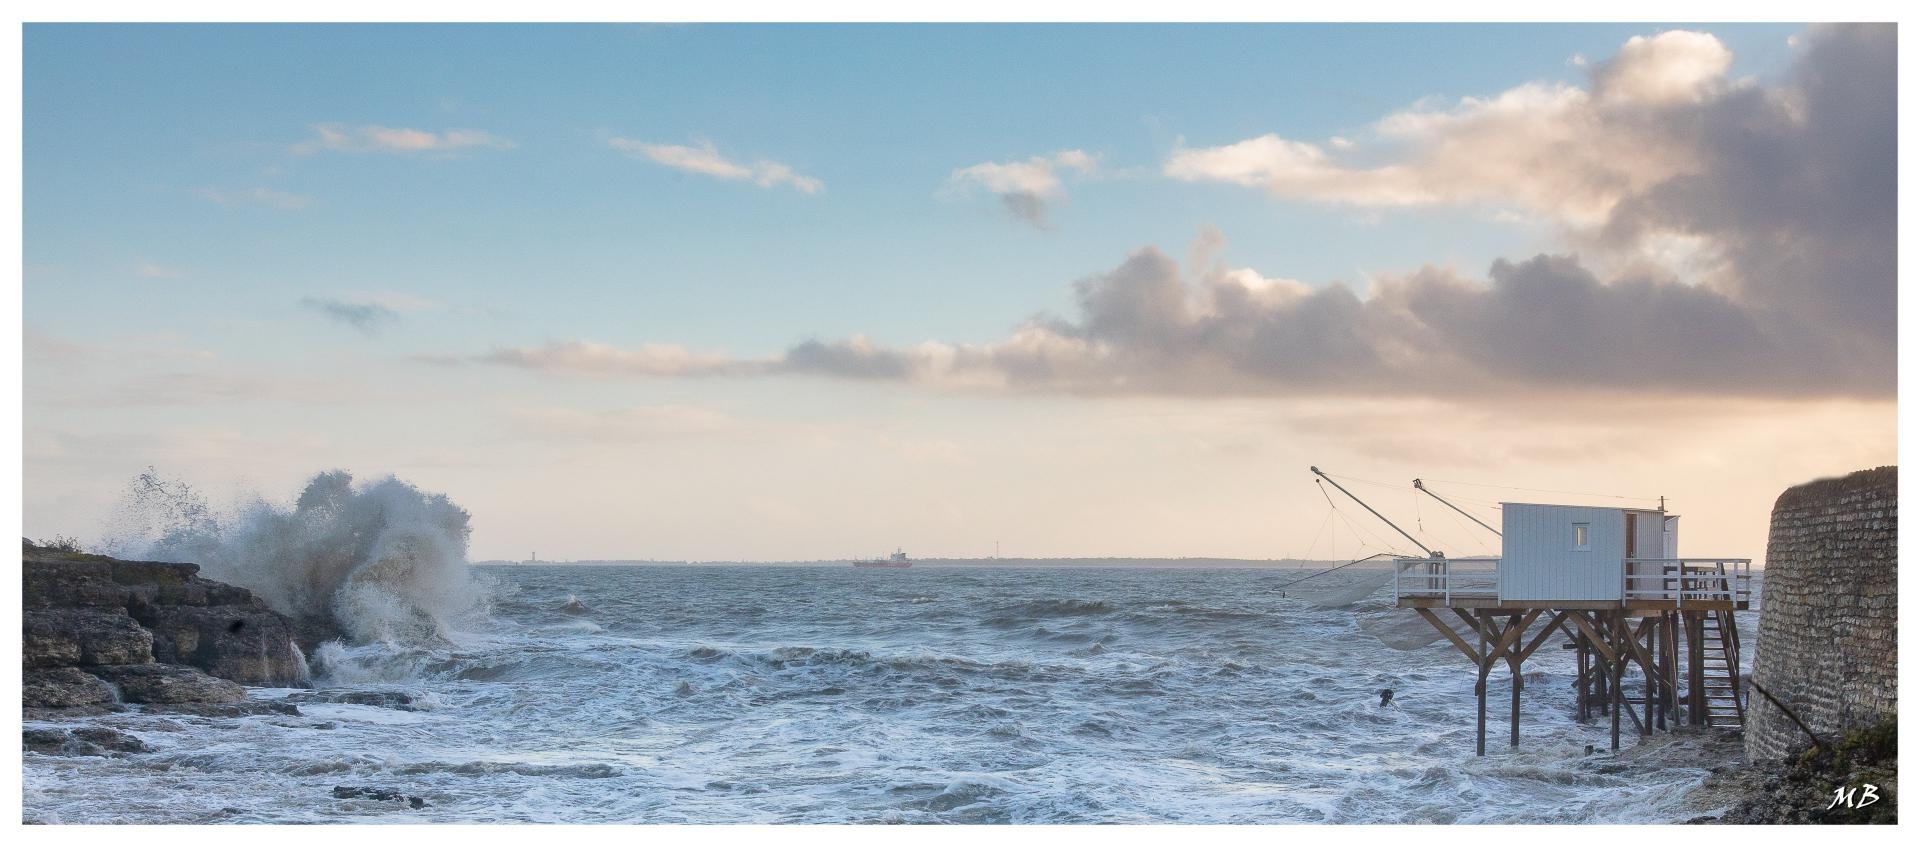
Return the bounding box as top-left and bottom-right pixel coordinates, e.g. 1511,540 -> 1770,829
117,469 -> 484,647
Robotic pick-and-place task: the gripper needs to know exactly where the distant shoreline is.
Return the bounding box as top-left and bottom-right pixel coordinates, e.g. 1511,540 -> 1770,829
473,557 -> 1382,570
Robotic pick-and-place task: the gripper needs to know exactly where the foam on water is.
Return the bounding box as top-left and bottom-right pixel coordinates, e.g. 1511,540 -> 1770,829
21,564 -> 1759,823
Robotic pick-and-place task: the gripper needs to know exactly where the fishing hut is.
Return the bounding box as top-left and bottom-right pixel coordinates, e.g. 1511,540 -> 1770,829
1310,468 -> 1751,755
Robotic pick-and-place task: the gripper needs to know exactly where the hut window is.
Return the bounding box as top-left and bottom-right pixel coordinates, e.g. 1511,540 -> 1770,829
1571,523 -> 1591,551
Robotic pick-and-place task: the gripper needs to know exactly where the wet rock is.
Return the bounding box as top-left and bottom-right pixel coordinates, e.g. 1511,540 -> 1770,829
290,689 -> 418,711
150,700 -> 302,718
22,726 -> 149,757
90,663 -> 247,704
332,786 -> 430,809
71,726 -> 151,753
23,667 -> 117,709
138,604 -> 306,687
22,728 -> 74,755
23,608 -> 153,667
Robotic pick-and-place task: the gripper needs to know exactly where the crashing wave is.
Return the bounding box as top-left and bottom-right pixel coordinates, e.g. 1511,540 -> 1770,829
116,469 -> 485,650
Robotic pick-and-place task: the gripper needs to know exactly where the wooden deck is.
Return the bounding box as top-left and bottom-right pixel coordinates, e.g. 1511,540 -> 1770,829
1396,596 -> 1747,612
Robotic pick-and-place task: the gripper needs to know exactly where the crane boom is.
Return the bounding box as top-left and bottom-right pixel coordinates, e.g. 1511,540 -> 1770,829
1413,478 -> 1502,537
1309,466 -> 1437,557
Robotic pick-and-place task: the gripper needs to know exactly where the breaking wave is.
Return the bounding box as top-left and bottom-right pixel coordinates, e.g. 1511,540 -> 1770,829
117,469 -> 486,649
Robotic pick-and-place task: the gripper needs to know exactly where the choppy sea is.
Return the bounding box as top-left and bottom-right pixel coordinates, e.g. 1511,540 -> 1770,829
21,564 -> 1758,823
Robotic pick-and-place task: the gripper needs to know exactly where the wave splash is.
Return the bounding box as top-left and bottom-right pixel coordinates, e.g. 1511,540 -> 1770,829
123,469 -> 484,649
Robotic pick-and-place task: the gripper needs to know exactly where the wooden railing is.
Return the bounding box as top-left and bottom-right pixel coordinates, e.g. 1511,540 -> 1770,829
1623,558 -> 1753,607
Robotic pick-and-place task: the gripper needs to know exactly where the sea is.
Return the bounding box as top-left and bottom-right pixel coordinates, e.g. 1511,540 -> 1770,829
20,563 -> 1759,824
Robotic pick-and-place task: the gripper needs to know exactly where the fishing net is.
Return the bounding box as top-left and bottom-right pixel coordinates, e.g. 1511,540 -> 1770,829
1290,568 -> 1396,608
1358,608 -> 1462,650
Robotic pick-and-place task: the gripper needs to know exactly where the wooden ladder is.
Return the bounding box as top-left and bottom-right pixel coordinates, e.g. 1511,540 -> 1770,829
1697,609 -> 1745,729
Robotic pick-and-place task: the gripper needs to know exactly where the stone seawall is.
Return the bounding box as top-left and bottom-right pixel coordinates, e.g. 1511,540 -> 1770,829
1746,466 -> 1897,763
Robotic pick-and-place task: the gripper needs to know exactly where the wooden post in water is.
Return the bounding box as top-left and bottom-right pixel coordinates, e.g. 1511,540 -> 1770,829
1474,612 -> 1490,757
1610,613 -> 1625,752
1508,613 -> 1523,748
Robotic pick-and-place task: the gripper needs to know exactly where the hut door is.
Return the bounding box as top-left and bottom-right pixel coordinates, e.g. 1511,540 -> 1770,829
1625,513 -> 1638,558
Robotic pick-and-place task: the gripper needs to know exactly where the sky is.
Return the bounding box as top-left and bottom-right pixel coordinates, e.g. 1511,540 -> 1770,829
22,23 -> 1896,562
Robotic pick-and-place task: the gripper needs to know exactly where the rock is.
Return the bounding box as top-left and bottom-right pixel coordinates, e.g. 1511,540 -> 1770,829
23,608 -> 153,667
22,557 -> 130,608
137,605 -> 306,687
22,726 -> 149,757
290,690 -> 418,711
71,726 -> 151,753
23,667 -> 117,709
90,664 -> 246,705
21,542 -> 311,695
149,700 -> 301,718
332,785 -> 429,809
22,728 -> 73,755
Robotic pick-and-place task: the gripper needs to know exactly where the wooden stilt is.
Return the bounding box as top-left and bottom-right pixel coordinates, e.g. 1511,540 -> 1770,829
1609,613 -> 1625,751
1508,613 -> 1523,748
1475,612 -> 1490,757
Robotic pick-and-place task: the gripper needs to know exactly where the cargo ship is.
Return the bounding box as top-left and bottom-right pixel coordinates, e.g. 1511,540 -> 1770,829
852,548 -> 913,568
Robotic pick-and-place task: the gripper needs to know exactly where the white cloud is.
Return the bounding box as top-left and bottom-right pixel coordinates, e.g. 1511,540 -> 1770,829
1592,30 -> 1733,106
293,123 -> 515,155
135,262 -> 185,280
1163,30 -> 1741,227
947,149 -> 1097,227
479,340 -> 761,377
610,138 -> 823,193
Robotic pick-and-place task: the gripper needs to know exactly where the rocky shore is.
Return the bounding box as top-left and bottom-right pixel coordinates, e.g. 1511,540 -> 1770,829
22,540 -> 309,728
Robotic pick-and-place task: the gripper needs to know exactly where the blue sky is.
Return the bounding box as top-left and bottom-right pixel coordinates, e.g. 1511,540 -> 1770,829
27,23 -> 1802,354
23,23 -> 1891,561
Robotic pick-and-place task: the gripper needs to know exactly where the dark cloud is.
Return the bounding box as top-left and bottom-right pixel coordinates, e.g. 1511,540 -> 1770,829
301,297 -> 400,336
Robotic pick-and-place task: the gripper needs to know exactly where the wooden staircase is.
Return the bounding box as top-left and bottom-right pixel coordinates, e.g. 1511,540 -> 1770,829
1696,609 -> 1745,729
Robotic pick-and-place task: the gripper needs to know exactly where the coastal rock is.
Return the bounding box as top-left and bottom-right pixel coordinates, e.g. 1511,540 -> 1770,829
23,726 -> 150,757
23,667 -> 117,709
22,542 -> 309,689
90,664 -> 247,705
138,604 -> 306,687
23,608 -> 153,667
332,785 -> 430,809
152,700 -> 302,718
22,556 -> 131,608
290,689 -> 419,711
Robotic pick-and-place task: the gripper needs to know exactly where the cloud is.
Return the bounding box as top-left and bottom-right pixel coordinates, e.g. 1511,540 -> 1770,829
610,138 -> 823,193
300,293 -> 438,336
1592,30 -> 1734,106
196,186 -> 312,210
293,123 -> 514,155
463,25 -> 1890,403
1161,29 -> 1755,228
477,340 -> 763,377
135,262 -> 185,280
947,149 -> 1097,227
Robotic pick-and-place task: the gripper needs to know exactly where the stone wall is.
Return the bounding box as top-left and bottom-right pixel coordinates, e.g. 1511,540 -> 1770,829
1745,466 -> 1897,763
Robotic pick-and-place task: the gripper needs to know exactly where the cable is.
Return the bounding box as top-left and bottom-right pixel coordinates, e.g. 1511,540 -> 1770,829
1421,478 -> 1659,503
